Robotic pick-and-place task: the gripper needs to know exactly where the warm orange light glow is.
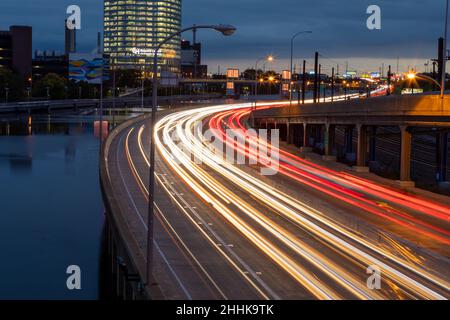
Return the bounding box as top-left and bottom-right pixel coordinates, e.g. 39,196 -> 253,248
407,73 -> 416,80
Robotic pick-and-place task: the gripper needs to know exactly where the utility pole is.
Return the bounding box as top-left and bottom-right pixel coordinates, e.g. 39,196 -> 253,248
323,81 -> 326,103
318,64 -> 321,103
433,60 -> 438,91
331,67 -> 335,102
302,60 -> 306,104
433,60 -> 437,79
438,38 -> 445,93
387,65 -> 392,96
441,0 -> 449,99
313,52 -> 319,103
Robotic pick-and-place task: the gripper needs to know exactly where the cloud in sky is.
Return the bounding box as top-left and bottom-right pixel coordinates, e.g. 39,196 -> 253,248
0,0 -> 447,72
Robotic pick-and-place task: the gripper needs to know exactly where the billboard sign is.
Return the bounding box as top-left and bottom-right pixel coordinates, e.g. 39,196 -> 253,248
370,72 -> 381,78
227,69 -> 239,79
69,53 -> 108,84
282,70 -> 291,80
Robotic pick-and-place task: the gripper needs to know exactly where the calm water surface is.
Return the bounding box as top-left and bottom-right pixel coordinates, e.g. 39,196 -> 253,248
0,113 -> 117,299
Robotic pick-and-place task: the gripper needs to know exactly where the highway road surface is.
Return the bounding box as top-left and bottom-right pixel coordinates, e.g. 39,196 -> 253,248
104,100 -> 450,300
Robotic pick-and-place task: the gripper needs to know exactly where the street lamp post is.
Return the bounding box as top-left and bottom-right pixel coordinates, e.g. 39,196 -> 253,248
441,0 -> 449,99
408,72 -> 442,90
254,55 -> 273,109
289,31 -> 312,106
141,66 -> 145,112
147,24 -> 236,286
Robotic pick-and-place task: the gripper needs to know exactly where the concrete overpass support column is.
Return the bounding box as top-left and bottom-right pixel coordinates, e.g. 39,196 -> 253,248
369,126 -> 377,162
322,124 -> 336,161
397,126 -> 415,187
301,123 -> 312,152
353,124 -> 370,172
286,123 -> 294,144
436,131 -> 449,182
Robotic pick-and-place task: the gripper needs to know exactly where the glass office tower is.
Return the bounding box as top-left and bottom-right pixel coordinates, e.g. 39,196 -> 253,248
103,0 -> 182,73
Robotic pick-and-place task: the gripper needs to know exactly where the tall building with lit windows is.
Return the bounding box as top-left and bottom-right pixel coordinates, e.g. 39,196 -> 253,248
103,0 -> 182,73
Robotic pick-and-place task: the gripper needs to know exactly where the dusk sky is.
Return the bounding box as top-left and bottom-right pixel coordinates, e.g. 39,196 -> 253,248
0,0 -> 447,74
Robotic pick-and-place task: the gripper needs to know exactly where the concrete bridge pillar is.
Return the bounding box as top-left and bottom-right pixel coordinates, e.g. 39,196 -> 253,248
398,126 -> 415,187
369,126 -> 377,162
322,124 -> 336,161
353,124 -> 370,172
301,123 -> 312,152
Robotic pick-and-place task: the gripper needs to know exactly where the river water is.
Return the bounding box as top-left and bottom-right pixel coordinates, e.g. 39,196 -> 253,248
0,112 -> 123,299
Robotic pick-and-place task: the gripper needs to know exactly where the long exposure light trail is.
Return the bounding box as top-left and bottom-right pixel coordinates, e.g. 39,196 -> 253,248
230,107 -> 450,221
141,101 -> 449,300
208,108 -> 450,245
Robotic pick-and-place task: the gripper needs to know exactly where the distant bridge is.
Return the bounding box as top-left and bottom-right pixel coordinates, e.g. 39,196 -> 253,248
0,94 -> 221,114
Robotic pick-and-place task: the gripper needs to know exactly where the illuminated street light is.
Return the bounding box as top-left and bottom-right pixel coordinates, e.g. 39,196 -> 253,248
147,24 -> 236,287
406,72 -> 442,90
254,55 -> 275,108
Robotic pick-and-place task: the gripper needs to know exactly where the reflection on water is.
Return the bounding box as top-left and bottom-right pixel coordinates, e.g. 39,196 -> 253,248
0,113 -> 118,299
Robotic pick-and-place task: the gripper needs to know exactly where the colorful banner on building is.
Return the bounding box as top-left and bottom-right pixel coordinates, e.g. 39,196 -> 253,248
69,53 -> 109,84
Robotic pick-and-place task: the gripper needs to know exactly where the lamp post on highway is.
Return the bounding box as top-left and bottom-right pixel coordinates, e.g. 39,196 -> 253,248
407,72 -> 442,91
146,24 -> 236,286
254,55 -> 274,109
141,66 -> 145,112
441,0 -> 449,99
289,31 -> 312,106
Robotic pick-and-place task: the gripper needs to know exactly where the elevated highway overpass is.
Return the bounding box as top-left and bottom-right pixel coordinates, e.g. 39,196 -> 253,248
252,94 -> 450,186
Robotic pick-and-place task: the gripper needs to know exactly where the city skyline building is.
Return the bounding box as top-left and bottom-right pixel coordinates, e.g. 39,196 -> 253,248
103,0 -> 182,73
0,26 -> 32,79
181,39 -> 207,78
